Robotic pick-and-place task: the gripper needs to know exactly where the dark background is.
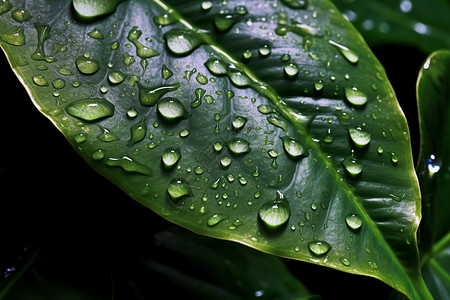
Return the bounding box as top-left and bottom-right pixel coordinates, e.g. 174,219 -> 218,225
0,43 -> 426,299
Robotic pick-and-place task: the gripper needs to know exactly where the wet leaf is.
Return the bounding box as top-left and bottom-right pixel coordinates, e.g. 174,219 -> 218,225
0,0 -> 430,298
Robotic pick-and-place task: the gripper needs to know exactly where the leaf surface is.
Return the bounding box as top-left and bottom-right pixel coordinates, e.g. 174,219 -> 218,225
0,0 -> 430,298
416,49 -> 450,299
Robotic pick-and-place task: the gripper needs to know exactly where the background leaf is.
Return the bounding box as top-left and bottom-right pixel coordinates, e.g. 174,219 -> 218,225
0,0 -> 429,298
331,0 -> 450,54
416,49 -> 450,299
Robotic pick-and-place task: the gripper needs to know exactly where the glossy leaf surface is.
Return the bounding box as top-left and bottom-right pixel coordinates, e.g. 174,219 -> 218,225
0,0 -> 428,298
332,0 -> 450,53
416,50 -> 450,299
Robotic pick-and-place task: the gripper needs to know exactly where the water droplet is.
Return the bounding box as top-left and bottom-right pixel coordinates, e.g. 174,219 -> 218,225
341,155 -> 363,177
11,9 -> 31,22
427,154 -> 441,174
196,72 -> 208,85
105,155 -> 152,176
258,191 -> 291,229
214,13 -> 237,31
76,56 -> 100,75
220,156 -> 231,167
161,64 -> 173,79
52,78 -> 65,89
127,27 -> 160,58
258,45 -> 271,56
108,70 -> 126,84
65,98 -> 114,122
31,24 -> 51,61
281,137 -> 307,158
97,126 -> 119,142
377,146 -> 384,154
194,166 -> 204,175
207,214 -> 227,226
32,74 -> 48,86
345,87 -> 367,107
257,105 -> 273,114
1,27 -> 26,45
368,261 -> 378,269
127,108 -> 138,118
162,147 -> 181,168
284,63 -> 299,77
191,88 -> 205,108
314,80 -> 324,91
179,129 -> 190,137
228,67 -> 251,87
308,241 -> 331,256
340,258 -> 351,266
129,117 -> 147,145
348,126 -> 371,148
205,57 -> 228,75
232,116 -> 248,130
201,1 -> 212,11
242,50 -> 252,60
234,5 -> 248,15
153,10 -> 177,26
164,29 -> 202,56
280,0 -> 308,9
157,97 -> 187,122
213,142 -> 223,152
345,213 -> 362,230
391,153 -> 399,164
138,82 -> 180,107
167,178 -> 192,203
88,28 -> 103,39
227,138 -> 251,155
73,0 -> 123,20
267,116 -> 287,131
328,40 -> 359,64
0,1 -> 12,14
92,149 -> 105,161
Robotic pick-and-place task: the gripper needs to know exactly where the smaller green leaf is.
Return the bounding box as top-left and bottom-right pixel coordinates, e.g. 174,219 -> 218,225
416,49 -> 450,299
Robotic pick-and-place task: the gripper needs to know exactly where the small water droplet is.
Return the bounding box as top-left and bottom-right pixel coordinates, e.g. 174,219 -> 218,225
227,138 -> 251,155
345,86 -> 367,107
162,147 -> 181,168
377,146 -> 384,154
161,64 -> 173,79
348,126 -> 371,148
267,116 -> 287,131
1,27 -> 26,45
258,191 -> 291,229
340,258 -> 351,266
257,105 -> 273,114
242,50 -> 252,60
167,178 -> 192,203
127,108 -> 138,118
368,261 -> 378,269
32,74 -> 48,86
281,137 -> 307,158
108,70 -> 126,84
97,126 -> 119,142
391,153 -> 399,164
207,214 -> 227,226
314,80 -> 324,91
232,116 -> 248,130
52,78 -> 65,89
213,142 -> 223,152
76,56 -> 100,75
284,63 -> 299,77
228,67 -> 251,87
258,44 -> 271,56
87,28 -> 103,39
345,213 -> 362,230
341,155 -> 363,177
308,241 -> 332,256
196,72 -> 208,85
328,40 -> 359,64
220,156 -> 232,167
234,5 -> 248,15
92,149 -> 105,161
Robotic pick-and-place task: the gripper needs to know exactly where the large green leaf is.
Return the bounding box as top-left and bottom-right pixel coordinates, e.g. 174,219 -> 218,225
331,0 -> 450,53
416,49 -> 450,299
0,0 -> 430,298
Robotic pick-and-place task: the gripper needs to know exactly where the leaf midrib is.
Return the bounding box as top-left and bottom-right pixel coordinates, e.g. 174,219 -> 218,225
151,0 -> 421,296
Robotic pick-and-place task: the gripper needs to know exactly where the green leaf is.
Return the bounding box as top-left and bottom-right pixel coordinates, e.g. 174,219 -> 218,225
416,49 -> 450,299
0,0 -> 430,298
331,0 -> 450,53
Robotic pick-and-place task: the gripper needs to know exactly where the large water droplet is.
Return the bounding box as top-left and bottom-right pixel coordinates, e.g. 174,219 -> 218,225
284,63 -> 299,77
108,70 -> 126,84
281,137 -> 307,158
157,97 -> 188,121
258,45 -> 271,56
73,0 -> 124,20
162,147 -> 181,168
164,29 -> 202,56
167,178 -> 192,203
228,67 -> 251,87
205,58 -> 228,75
227,138 -> 251,155
232,116 -> 248,130
258,191 -> 290,229
1,27 -> 26,45
31,23 -> 51,61
348,126 -> 371,148
328,40 -> 359,64
105,155 -> 152,176
65,98 -> 114,122
345,87 -> 367,107
138,82 -> 180,107
214,13 -> 237,31
76,56 -> 100,75
11,9 -> 31,22
345,213 -> 362,230
341,155 -> 363,177
308,241 -> 331,256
